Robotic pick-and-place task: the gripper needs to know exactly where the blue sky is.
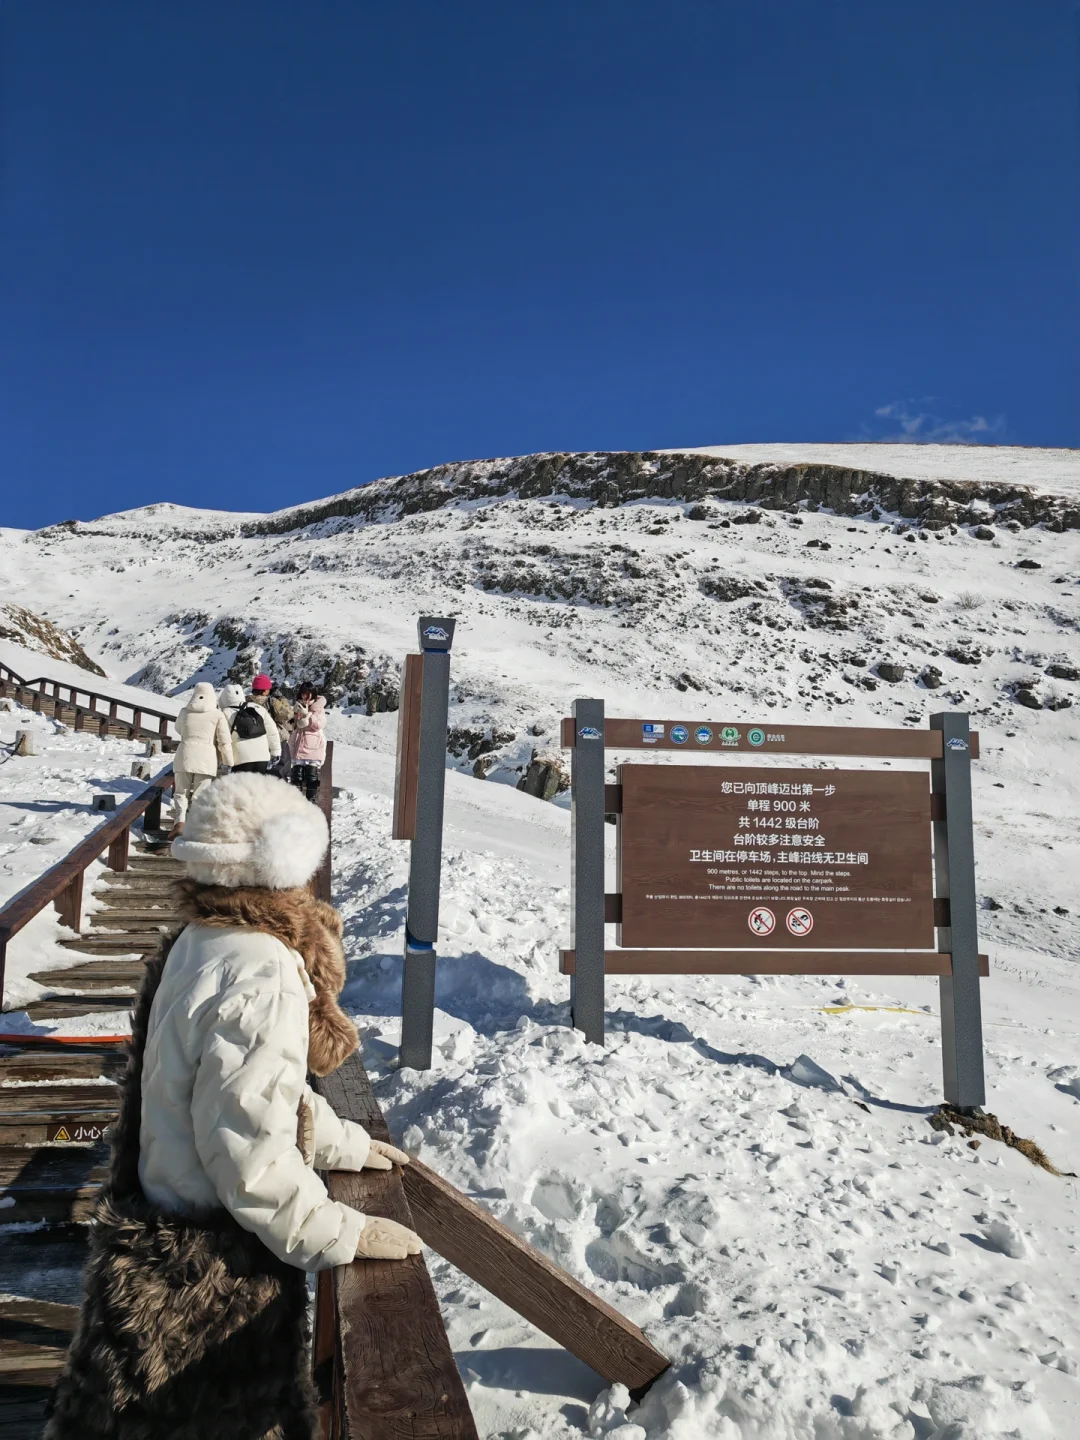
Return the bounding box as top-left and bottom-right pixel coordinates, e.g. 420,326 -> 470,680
3,1 -> 1078,529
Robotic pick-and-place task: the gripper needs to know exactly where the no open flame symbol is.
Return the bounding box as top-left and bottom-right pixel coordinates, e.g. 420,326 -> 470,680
748,907 -> 776,936
786,907 -> 814,937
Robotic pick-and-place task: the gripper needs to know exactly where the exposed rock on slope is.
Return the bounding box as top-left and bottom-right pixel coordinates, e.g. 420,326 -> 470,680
37,449 -> 1080,543
0,604 -> 107,677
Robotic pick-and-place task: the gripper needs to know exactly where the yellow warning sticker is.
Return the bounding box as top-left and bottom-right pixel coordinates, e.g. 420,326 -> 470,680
46,1118 -> 110,1142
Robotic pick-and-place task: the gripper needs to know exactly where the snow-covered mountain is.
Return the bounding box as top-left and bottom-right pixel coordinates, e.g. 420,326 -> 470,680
2,443 -> 1080,1437
1,444 -> 1078,791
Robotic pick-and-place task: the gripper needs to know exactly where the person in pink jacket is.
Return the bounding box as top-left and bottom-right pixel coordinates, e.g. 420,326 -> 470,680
289,682 -> 327,803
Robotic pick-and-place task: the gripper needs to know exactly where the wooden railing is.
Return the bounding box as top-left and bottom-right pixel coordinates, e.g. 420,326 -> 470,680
0,660 -> 178,750
0,770 -> 175,1009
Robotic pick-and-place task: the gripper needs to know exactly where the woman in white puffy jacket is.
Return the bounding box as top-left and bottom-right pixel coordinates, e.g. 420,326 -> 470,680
46,774 -> 421,1440
171,681 -> 233,833
218,676 -> 283,773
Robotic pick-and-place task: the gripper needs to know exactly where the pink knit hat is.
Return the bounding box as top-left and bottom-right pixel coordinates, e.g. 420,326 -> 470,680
251,674 -> 272,693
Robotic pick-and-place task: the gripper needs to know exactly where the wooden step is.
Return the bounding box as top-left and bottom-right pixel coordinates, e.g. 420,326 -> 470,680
0,1391 -> 58,1439
95,877 -> 177,896
28,961 -> 146,991
0,1084 -> 118,1144
87,910 -> 174,928
0,1084 -> 117,1115
58,934 -> 163,955
0,1300 -> 78,1406
0,1145 -> 108,1222
0,1051 -> 125,1083
19,996 -> 135,1022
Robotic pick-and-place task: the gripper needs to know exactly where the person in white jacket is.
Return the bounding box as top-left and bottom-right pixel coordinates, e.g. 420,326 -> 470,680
221,673 -> 283,774
171,681 -> 232,835
45,772 -> 420,1440
157,773 -> 418,1267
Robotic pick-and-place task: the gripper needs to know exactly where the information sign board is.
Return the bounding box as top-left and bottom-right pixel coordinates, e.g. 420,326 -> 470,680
617,764 -> 934,950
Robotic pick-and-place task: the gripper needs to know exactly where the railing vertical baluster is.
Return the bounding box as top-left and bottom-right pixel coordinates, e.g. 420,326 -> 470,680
54,871 -> 84,932
107,825 -> 130,873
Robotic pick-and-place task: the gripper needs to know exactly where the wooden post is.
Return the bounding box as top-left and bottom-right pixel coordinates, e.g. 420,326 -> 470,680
311,1268 -> 340,1439
54,871 -> 84,932
392,654 -> 424,840
143,787 -> 164,835
403,1159 -> 669,1395
107,826 -> 130,873
14,729 -> 34,758
159,715 -> 169,741
311,743 -> 334,904
133,710 -> 143,736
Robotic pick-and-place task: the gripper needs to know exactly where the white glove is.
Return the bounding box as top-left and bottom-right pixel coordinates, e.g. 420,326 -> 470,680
353,1216 -> 422,1260
362,1139 -> 410,1170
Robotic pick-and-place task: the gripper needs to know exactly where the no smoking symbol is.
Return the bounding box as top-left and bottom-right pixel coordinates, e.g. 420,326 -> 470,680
748,906 -> 775,936
787,907 -> 814,937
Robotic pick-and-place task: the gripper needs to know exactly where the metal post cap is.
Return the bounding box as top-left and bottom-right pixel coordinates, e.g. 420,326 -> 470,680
417,616 -> 456,651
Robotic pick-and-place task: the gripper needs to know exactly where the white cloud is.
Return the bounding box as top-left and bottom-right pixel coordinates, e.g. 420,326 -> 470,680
861,398 -> 1008,445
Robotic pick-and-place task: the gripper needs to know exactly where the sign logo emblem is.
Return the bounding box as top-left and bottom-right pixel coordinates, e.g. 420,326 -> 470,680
946,737 -> 968,751
747,727 -> 765,747
721,726 -> 740,746
670,725 -> 689,745
642,723 -> 664,744
578,725 -> 601,740
748,906 -> 776,936
786,907 -> 814,937
694,726 -> 713,745
423,625 -> 450,642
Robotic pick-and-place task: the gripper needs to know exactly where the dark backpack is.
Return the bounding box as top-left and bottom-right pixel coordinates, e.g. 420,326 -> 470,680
231,703 -> 267,742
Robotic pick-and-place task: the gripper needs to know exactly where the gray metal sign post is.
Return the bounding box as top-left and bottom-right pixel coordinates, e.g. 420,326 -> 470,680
570,698 -> 606,1045
931,711 -> 986,1110
399,616 -> 456,1071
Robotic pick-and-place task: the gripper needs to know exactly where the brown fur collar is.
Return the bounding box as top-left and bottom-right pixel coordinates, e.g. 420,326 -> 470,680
174,880 -> 358,1076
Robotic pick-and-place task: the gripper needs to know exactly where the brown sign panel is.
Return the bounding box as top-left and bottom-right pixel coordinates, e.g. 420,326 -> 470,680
617,765 -> 934,951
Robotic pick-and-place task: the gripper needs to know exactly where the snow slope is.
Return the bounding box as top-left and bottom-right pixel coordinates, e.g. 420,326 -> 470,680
2,705 -> 1078,1438
2,447 -> 1080,1436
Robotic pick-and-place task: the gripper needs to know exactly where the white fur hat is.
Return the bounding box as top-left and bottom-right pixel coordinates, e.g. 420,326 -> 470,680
172,772 -> 328,889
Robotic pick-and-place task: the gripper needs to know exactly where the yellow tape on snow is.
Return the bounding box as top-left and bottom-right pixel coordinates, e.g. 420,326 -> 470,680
820,1004 -> 929,1017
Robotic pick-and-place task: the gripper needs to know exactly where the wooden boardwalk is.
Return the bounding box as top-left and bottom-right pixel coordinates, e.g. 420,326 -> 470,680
0,840 -> 169,1436
1,748 -> 667,1437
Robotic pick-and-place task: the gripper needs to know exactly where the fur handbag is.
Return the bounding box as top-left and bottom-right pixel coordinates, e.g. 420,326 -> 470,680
45,887 -> 357,1440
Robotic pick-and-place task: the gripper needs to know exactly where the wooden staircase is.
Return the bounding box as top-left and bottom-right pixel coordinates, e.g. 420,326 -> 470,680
0,843 -> 178,1437
22,849 -> 181,1019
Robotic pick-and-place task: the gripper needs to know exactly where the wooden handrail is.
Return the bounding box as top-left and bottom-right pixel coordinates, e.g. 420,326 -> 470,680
313,1053 -> 478,1439
0,769 -> 174,1009
0,658 -> 179,729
